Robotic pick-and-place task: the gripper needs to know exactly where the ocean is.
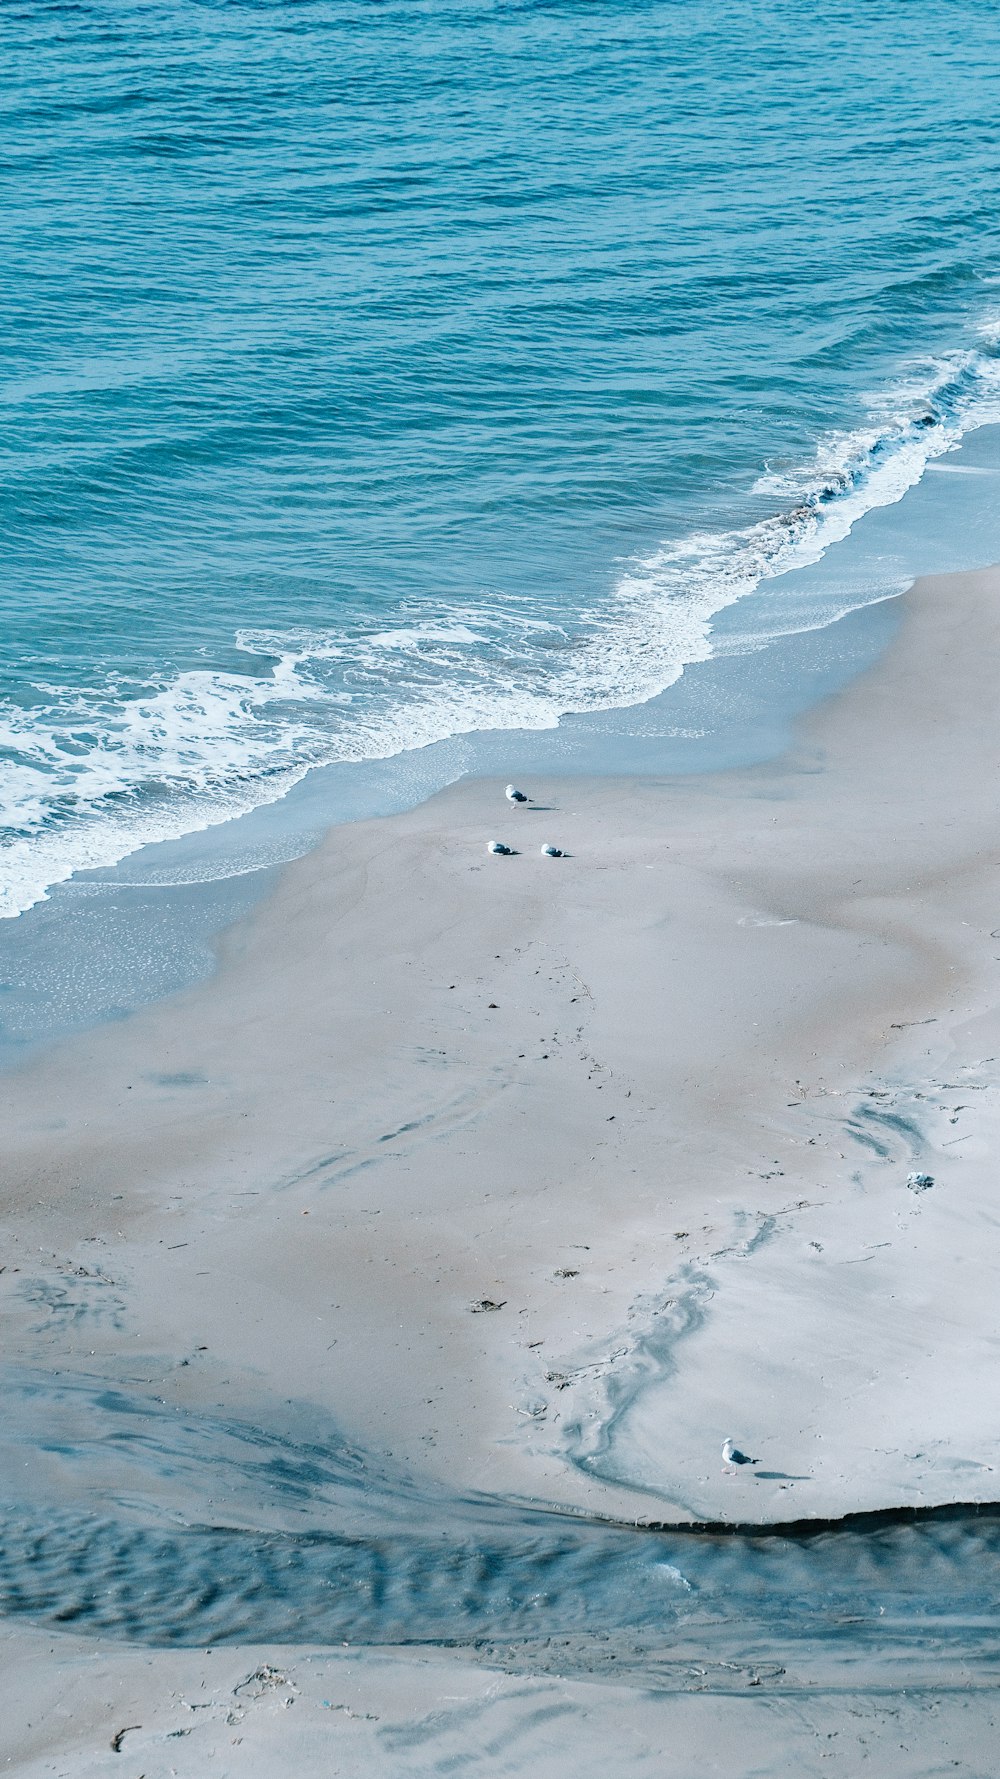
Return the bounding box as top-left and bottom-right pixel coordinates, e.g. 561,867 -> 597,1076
5,0 -> 1000,1030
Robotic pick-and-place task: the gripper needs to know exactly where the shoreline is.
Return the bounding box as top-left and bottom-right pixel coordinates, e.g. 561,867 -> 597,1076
8,414 -> 1000,951
8,388 -> 1000,1077
0,582 -> 906,1072
4,564 -> 1000,1529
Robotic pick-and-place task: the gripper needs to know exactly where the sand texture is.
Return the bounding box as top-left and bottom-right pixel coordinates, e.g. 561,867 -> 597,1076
5,1622 -> 998,1779
4,566 -> 1000,1769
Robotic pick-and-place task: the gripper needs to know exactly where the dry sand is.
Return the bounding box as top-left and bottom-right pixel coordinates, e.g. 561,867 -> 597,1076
4,563 -> 1000,1770
5,1621 -> 997,1779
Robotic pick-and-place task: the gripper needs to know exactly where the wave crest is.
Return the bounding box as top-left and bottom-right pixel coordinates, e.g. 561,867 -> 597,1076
4,334 -> 1000,919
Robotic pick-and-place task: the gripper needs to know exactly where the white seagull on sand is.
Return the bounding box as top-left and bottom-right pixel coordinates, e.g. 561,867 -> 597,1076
722,1437 -> 759,1472
487,840 -> 512,856
505,784 -> 529,804
540,843 -> 563,858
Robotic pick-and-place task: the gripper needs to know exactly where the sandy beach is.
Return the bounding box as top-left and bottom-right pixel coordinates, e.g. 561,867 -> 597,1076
5,563 -> 1000,1770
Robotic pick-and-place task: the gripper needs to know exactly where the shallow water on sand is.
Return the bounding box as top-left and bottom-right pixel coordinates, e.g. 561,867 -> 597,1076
2,1368 -> 998,1688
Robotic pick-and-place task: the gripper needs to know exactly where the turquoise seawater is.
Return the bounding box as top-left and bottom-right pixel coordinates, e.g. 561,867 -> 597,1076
5,0 -> 1000,918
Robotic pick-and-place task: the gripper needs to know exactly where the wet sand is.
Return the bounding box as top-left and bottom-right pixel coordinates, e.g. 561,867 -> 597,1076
4,565 -> 1000,1769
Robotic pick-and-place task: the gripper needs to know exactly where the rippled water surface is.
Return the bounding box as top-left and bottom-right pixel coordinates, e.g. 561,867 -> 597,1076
0,1368 -> 997,1688
5,0 -> 1000,916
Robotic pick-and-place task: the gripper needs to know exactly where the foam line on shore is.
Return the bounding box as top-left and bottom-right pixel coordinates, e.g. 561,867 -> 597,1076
6,344 -> 1000,923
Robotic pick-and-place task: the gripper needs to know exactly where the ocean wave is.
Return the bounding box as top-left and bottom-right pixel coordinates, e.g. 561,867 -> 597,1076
4,333 -> 1000,920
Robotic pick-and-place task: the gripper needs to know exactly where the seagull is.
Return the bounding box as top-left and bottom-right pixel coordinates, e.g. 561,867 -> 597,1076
505,784 -> 529,804
722,1437 -> 759,1472
540,843 -> 563,858
487,840 -> 512,856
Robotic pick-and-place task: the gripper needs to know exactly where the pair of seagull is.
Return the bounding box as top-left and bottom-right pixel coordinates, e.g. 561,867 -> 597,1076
488,784 -> 562,859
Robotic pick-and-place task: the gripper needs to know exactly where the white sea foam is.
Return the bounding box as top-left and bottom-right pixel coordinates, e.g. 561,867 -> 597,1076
5,337 -> 1000,919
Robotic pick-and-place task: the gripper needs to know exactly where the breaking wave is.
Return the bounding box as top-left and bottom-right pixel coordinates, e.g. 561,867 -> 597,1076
4,335 -> 1000,920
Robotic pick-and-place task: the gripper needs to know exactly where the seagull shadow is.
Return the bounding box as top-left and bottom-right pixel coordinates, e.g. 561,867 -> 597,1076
752,1470 -> 812,1482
